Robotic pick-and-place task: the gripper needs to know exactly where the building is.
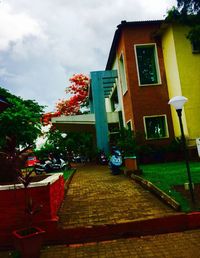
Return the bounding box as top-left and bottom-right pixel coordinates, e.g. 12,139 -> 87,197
104,20 -> 175,147
52,19 -> 200,157
161,22 -> 200,147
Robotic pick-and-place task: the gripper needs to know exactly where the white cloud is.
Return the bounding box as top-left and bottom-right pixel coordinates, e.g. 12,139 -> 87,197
0,0 -> 176,112
0,3 -> 44,51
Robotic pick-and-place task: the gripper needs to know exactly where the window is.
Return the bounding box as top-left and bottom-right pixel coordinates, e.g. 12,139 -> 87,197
135,44 -> 161,85
144,115 -> 168,139
109,123 -> 120,134
119,54 -> 127,94
127,120 -> 132,131
192,41 -> 200,54
110,87 -> 119,111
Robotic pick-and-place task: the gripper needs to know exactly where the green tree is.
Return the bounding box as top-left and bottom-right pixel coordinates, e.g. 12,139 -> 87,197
176,0 -> 200,15
116,128 -> 137,157
0,87 -> 44,182
36,129 -> 95,162
0,87 -> 44,150
166,0 -> 200,47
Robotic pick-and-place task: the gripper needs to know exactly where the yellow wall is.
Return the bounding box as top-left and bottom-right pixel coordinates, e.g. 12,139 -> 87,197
162,24 -> 200,145
173,24 -> 200,144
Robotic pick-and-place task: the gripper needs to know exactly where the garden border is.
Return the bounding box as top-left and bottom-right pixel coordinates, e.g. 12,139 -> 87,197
130,174 -> 181,211
64,168 -> 76,191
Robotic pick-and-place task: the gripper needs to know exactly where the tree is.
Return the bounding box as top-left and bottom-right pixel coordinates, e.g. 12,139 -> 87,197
56,74 -> 89,115
0,87 -> 44,150
42,74 -> 90,125
176,0 -> 200,15
35,129 -> 95,162
116,128 -> 137,157
166,0 -> 200,47
0,87 -> 44,182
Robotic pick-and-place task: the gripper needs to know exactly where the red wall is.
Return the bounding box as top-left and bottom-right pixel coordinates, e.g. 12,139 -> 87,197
116,22 -> 174,146
0,175 -> 64,247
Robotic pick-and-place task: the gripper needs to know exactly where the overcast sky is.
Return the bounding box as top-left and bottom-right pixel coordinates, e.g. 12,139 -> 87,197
0,0 -> 176,112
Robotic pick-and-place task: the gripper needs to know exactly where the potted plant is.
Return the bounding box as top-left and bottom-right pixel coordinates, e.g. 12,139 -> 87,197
116,128 -> 139,173
0,137 -> 45,258
0,91 -> 46,256
11,154 -> 45,258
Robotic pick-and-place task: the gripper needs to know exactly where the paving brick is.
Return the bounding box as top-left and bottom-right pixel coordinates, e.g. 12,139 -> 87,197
39,230 -> 200,257
58,164 -> 175,228
2,164 -> 200,257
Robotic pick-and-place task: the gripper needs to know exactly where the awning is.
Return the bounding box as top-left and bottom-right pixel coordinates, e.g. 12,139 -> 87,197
51,112 -> 119,133
51,114 -> 96,132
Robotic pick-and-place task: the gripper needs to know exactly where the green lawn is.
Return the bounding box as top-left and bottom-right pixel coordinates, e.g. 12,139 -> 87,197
55,168 -> 75,181
139,161 -> 200,212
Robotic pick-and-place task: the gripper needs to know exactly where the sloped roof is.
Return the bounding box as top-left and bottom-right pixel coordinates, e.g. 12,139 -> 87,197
105,20 -> 163,70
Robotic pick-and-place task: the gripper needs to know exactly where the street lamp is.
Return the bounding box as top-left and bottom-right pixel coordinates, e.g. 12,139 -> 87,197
168,96 -> 195,203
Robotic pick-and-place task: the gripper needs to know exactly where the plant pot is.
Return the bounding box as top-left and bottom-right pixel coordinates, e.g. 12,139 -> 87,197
12,226 -> 45,258
124,156 -> 138,171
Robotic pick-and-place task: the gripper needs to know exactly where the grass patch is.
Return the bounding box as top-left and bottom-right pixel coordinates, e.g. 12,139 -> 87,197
139,161 -> 200,212
54,168 -> 75,181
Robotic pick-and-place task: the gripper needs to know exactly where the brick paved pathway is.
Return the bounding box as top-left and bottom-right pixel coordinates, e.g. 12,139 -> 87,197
1,164 -> 190,258
58,164 -> 176,228
40,229 -> 200,257
1,229 -> 200,257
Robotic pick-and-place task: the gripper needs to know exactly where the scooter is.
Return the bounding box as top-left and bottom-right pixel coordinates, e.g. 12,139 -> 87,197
109,150 -> 122,175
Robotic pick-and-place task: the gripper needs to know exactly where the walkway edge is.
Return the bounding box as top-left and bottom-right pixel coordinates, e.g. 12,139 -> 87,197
44,212 -> 200,245
131,174 -> 181,211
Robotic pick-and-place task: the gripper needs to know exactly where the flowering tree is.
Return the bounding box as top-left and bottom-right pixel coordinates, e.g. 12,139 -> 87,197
42,74 -> 90,125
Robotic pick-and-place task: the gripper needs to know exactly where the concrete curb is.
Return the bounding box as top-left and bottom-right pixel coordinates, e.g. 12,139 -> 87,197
130,174 -> 181,211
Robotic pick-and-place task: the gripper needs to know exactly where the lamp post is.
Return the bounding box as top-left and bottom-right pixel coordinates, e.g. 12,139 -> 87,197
168,96 -> 195,203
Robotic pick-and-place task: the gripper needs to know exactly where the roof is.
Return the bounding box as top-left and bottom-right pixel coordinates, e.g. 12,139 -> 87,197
105,20 -> 164,70
0,96 -> 10,112
51,112 -> 119,132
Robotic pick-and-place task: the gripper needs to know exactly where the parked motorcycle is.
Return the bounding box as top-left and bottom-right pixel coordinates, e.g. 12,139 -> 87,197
98,151 -> 108,165
35,157 -> 68,174
109,150 -> 122,175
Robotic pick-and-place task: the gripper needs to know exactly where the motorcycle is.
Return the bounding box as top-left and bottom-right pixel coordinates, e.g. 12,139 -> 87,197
35,157 -> 68,174
98,151 -> 108,165
109,150 -> 122,175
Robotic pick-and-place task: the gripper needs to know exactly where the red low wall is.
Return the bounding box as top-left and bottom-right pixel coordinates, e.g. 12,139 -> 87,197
0,174 -> 64,247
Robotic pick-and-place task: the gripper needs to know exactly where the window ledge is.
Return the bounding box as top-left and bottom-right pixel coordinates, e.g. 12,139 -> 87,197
139,83 -> 162,87
146,136 -> 169,140
192,50 -> 200,54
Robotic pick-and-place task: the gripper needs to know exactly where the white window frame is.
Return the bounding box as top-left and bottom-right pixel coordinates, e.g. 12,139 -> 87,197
119,53 -> 128,94
143,114 -> 169,140
134,43 -> 161,86
126,119 -> 133,131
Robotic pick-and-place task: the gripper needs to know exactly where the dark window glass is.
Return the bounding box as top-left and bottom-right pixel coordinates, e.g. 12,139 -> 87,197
192,41 -> 200,53
136,46 -> 158,85
145,116 -> 167,139
111,88 -> 119,111
127,121 -> 132,131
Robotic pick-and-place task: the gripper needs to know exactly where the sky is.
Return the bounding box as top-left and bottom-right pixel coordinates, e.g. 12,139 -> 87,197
0,0 -> 177,112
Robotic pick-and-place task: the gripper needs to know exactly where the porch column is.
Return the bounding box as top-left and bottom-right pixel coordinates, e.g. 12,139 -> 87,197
90,71 -> 109,154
